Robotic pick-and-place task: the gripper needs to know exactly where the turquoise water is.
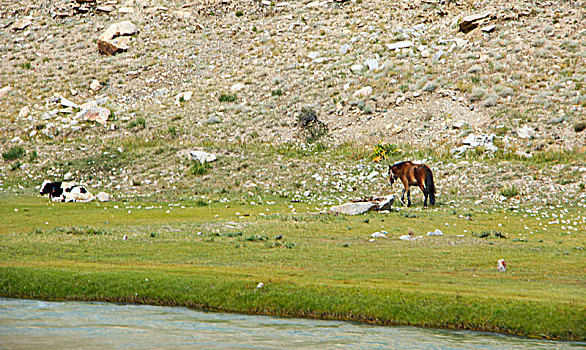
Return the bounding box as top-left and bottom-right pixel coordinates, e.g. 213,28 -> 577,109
0,298 -> 582,349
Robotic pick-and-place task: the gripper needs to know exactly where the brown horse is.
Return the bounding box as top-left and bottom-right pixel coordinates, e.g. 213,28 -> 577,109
388,161 -> 436,207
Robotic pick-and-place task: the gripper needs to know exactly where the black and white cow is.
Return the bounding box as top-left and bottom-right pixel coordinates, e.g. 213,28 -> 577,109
40,180 -> 95,202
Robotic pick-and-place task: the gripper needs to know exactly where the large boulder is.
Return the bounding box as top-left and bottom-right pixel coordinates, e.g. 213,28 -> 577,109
376,195 -> 395,211
98,21 -> 138,55
330,202 -> 375,215
190,151 -> 217,164
459,11 -> 493,33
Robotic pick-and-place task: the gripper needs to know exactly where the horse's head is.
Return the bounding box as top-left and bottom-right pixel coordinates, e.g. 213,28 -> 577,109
388,166 -> 397,186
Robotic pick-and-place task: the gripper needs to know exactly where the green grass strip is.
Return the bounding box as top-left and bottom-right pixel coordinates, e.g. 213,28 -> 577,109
1,266 -> 583,341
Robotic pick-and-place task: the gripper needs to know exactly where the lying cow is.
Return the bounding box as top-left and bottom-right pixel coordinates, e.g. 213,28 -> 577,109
40,180 -> 95,202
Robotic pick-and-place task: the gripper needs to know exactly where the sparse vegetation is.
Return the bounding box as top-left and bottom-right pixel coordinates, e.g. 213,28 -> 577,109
2,146 -> 25,162
218,93 -> 237,103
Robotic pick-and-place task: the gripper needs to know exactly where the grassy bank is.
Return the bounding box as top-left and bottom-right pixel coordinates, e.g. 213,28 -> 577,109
0,195 -> 584,341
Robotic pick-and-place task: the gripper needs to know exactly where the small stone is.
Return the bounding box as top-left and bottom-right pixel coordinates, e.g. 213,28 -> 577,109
231,83 -> 245,92
12,17 -> 32,31
307,51 -> 319,60
452,121 -> 467,129
60,97 -> 79,109
19,106 -> 30,119
481,24 -> 496,33
386,40 -> 413,50
350,64 -> 366,74
517,125 -> 534,139
190,150 -> 217,164
353,86 -> 373,99
96,192 -> 110,202
0,86 -> 12,98
365,59 -> 379,71
339,43 -> 351,55
84,107 -> 111,125
118,7 -> 134,13
97,5 -> 115,12
90,80 -> 101,91
467,65 -> 482,74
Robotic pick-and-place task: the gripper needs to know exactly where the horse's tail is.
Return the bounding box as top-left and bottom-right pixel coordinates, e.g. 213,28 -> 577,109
425,167 -> 436,205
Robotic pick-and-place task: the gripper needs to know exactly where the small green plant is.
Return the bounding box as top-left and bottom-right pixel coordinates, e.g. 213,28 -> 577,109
235,10 -> 244,17
2,146 -> 25,161
19,62 -> 32,70
28,150 -> 38,162
500,185 -> 519,198
218,94 -> 237,103
188,160 -> 210,176
10,161 -> 22,171
127,117 -> 146,129
168,126 -> 177,137
357,102 -> 372,114
271,89 -> 283,97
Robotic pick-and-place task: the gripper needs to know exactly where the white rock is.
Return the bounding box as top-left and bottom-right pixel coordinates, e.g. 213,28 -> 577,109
307,51 -> 319,59
90,80 -> 101,91
19,106 -> 30,118
427,229 -> 444,236
517,125 -> 534,139
353,86 -> 373,99
0,86 -> 12,98
399,235 -> 421,241
350,64 -> 366,74
339,43 -> 351,55
10,136 -> 22,143
175,91 -> 193,105
371,231 -> 386,238
365,59 -> 379,71
96,192 -> 110,202
231,83 -> 245,92
190,150 -> 217,164
60,97 -> 79,109
386,41 -> 413,50
330,202 -> 375,215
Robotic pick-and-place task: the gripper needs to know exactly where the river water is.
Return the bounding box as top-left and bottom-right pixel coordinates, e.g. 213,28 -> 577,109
0,298 -> 582,349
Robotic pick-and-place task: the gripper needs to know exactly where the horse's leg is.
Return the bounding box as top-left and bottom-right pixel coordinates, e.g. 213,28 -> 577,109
407,188 -> 412,207
420,185 -> 428,206
401,188 -> 406,205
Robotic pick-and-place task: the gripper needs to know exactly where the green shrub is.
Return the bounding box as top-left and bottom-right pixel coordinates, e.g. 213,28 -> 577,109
188,160 -> 210,176
218,94 -> 237,103
2,146 -> 25,161
127,117 -> 146,129
500,185 -> 519,198
235,10 -> 244,17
